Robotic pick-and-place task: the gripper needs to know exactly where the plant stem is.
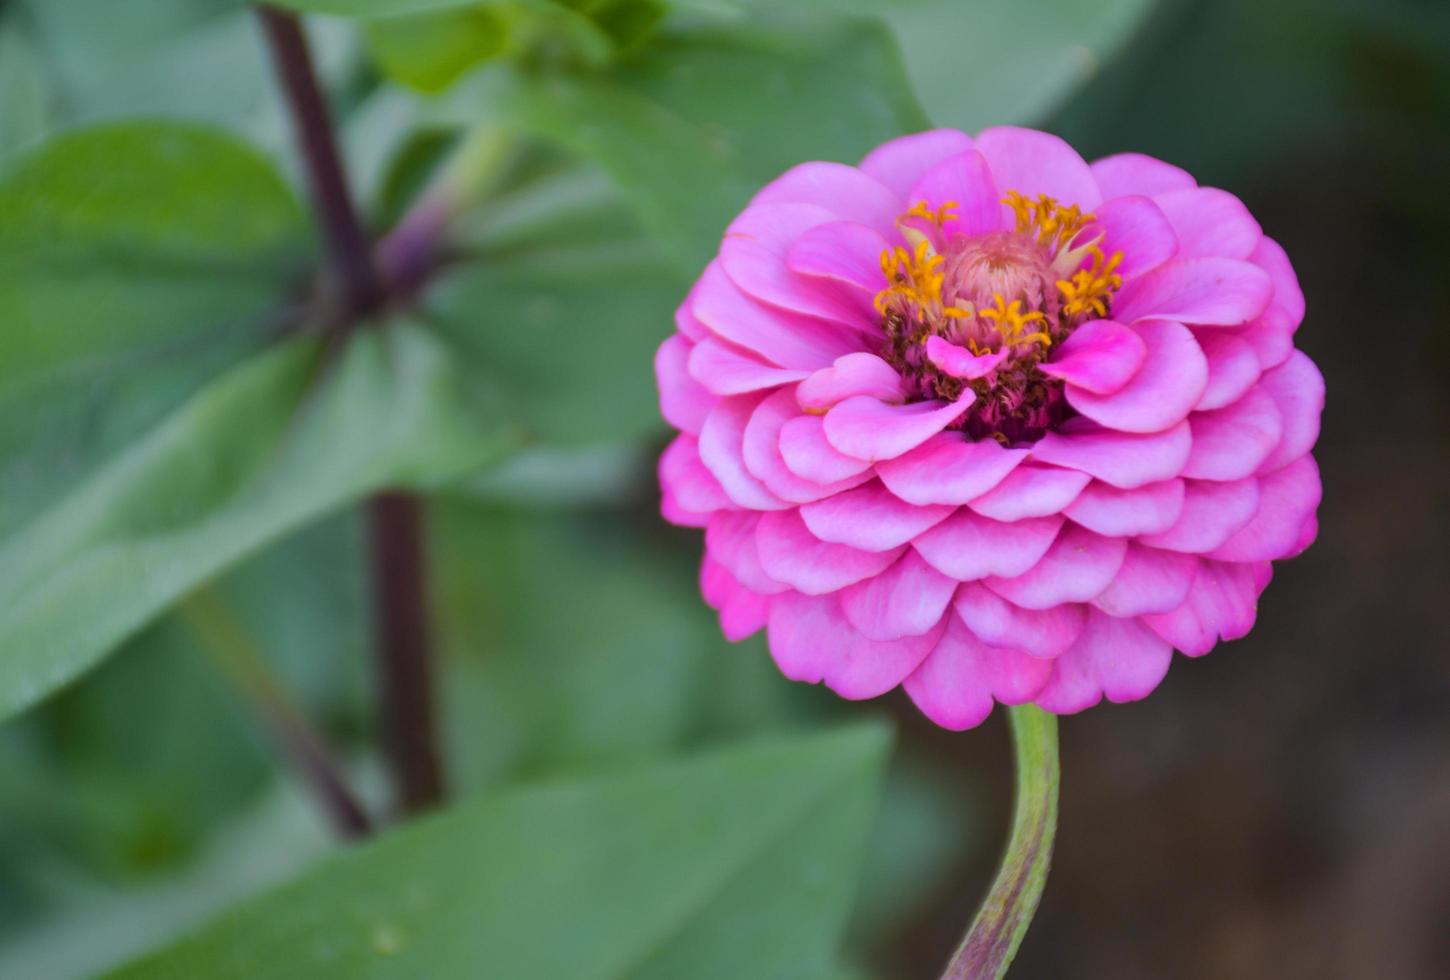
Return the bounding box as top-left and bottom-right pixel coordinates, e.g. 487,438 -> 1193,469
179,589 -> 372,841
256,5 -> 384,321
365,492 -> 446,814
940,705 -> 1060,980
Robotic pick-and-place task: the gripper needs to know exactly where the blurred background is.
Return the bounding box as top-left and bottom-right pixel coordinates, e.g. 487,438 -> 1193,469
1,0 -> 1447,977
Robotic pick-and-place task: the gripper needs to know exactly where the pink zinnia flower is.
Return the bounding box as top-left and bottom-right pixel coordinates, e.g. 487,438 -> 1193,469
655,127 -> 1323,729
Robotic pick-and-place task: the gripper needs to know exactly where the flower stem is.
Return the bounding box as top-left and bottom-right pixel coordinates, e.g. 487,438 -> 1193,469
179,588 -> 373,840
941,705 -> 1060,980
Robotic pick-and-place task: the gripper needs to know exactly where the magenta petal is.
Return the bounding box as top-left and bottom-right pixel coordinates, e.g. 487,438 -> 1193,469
1034,610 -> 1173,713
984,523 -> 1127,610
1255,351 -> 1324,473
975,125 -> 1101,210
859,128 -> 974,197
749,161 -> 902,236
721,203 -> 876,329
1182,388 -> 1283,481
1039,319 -> 1147,395
700,557 -> 770,641
1154,187 -> 1262,260
1063,478 -> 1184,536
876,432 -> 1029,506
840,550 -> 958,641
655,334 -> 714,434
1112,257 -> 1273,326
687,337 -> 808,396
797,352 -> 905,412
913,510 -> 1063,581
966,464 -> 1090,521
1090,152 -> 1196,199
1233,304 -> 1297,372
1210,456 -> 1321,562
904,617 -> 1053,730
1031,420 -> 1192,489
755,509 -> 904,595
786,221 -> 890,306
822,393 -> 974,462
1194,333 -> 1262,410
1086,195 -> 1178,280
705,512 -> 787,596
767,591 -> 943,700
779,414 -> 873,484
1066,320 -> 1208,432
659,434 -> 731,518
1143,560 -> 1266,656
661,492 -> 709,528
1139,477 -> 1261,553
799,481 -> 955,552
953,582 -> 1087,659
925,336 -> 1008,380
905,149 -> 1004,238
692,261 -> 855,369
742,389 -> 871,504
1252,236 -> 1305,325
698,396 -> 790,510
1091,544 -> 1198,617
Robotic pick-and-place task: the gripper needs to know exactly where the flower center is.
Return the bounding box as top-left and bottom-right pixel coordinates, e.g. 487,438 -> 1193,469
875,191 -> 1124,444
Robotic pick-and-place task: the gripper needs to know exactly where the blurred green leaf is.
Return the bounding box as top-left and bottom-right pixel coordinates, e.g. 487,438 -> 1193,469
0,323 -> 515,723
108,725 -> 890,980
363,7 -> 510,93
0,122 -> 310,537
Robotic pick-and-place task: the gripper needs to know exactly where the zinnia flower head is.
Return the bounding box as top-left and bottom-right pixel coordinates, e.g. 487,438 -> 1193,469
655,127 -> 1323,729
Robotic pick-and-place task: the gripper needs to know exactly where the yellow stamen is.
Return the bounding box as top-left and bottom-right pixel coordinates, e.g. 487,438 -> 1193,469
1057,246 -> 1124,319
979,293 -> 1051,349
1002,190 -> 1093,253
874,239 -> 948,314
905,199 -> 959,227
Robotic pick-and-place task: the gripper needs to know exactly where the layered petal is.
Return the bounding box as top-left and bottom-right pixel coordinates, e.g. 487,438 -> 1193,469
859,129 -> 974,198
756,509 -> 903,594
966,464 -> 1090,521
822,393 -> 974,462
984,523 -> 1128,609
1063,478 -> 1185,537
1142,560 -> 1267,656
1090,152 -> 1196,199
953,583 -> 1087,659
1112,257 -> 1273,326
913,510 -> 1063,581
1031,420 -> 1192,489
768,591 -> 944,700
1034,610 -> 1174,713
799,481 -> 955,552
839,549 -> 959,641
904,617 -> 1053,730
905,149 -> 1004,239
975,125 -> 1101,210
1065,319 -> 1208,432
876,433 -> 1028,506
1039,319 -> 1147,395
1153,187 -> 1261,260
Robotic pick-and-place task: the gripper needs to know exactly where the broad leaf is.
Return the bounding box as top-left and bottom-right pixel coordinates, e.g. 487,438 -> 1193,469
0,324 -> 514,722
108,725 -> 890,980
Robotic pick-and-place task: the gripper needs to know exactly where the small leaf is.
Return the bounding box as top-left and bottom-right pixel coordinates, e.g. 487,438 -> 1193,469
363,7 -> 511,94
107,725 -> 891,980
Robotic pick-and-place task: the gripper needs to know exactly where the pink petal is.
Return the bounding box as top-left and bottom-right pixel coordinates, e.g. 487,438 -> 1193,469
692,261 -> 855,369
1142,559 -> 1267,656
904,616 -> 1053,730
698,396 -> 791,510
975,125 -> 1101,210
720,204 -> 876,329
984,523 -> 1127,610
687,337 -> 808,396
876,432 -> 1029,506
1209,456 -> 1321,562
1066,319 -> 1208,432
840,549 -> 958,641
749,161 -> 902,236
705,512 -> 788,596
799,481 -> 955,552
1034,609 -> 1174,713
1090,544 -> 1198,617
1182,388 -> 1283,481
1090,152 -> 1196,199
905,149 -> 1004,239
1112,257 -> 1273,326
786,221 -> 890,305
1039,319 -> 1147,395
1194,333 -> 1262,410
822,393 -> 974,462
674,293 -> 708,342
797,352 -> 905,413
1251,236 -> 1305,325
700,557 -> 770,641
1138,477 -> 1261,553
742,389 -> 871,504
1085,195 -> 1178,280
1031,419 -> 1192,489
966,464 -> 1090,521
1153,187 -> 1261,260
913,510 -> 1063,581
1232,303 -> 1297,371
924,337 -> 1008,380
767,591 -> 943,699
755,509 -> 904,595
661,492 -> 709,528
656,334 -> 714,434
1063,478 -> 1184,536
953,582 -> 1087,659
660,434 -> 731,518
779,414 -> 873,484
1255,351 -> 1324,473
859,128 -> 974,198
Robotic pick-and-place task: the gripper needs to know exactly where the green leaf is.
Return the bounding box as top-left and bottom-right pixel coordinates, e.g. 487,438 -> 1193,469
0,323 -> 515,722
0,121 -> 310,537
362,7 -> 511,94
107,725 -> 890,980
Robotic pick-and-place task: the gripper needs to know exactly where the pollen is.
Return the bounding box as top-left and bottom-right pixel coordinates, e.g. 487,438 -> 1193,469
875,239 -> 947,314
979,293 -> 1053,349
1057,246 -> 1124,319
905,199 -> 959,227
1003,191 -> 1092,253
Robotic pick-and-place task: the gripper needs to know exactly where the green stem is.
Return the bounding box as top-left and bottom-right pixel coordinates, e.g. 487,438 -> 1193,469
941,705 -> 1059,980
